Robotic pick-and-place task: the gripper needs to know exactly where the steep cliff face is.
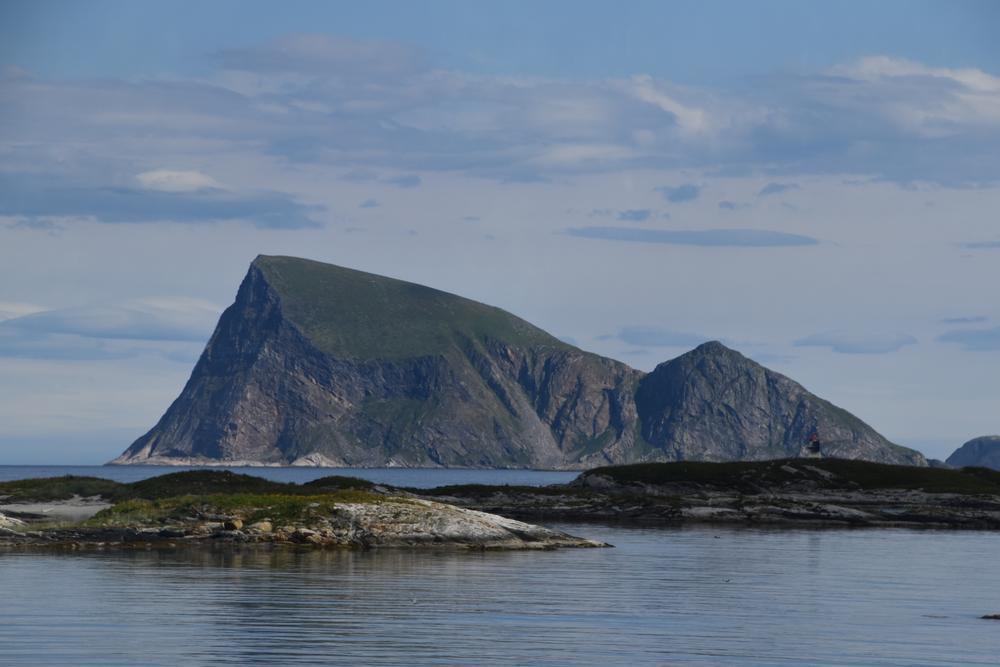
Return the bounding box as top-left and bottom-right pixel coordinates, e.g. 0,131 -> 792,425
114,256 -> 641,468
635,342 -> 925,466
114,256 -> 926,468
946,436 -> 1000,470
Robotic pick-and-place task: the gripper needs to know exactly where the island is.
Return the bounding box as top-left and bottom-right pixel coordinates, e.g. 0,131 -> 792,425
0,471 -> 605,551
4,458 -> 1000,553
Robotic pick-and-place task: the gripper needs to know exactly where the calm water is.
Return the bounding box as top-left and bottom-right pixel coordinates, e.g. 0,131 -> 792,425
2,525 -> 999,666
0,465 -> 578,488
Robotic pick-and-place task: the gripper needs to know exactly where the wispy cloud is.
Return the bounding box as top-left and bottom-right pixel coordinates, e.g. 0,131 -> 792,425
940,315 -> 988,325
0,173 -> 323,229
829,56 -> 1000,136
567,226 -> 819,247
341,169 -> 379,182
794,332 -> 918,354
963,240 -> 1000,249
657,184 -> 701,203
758,182 -> 798,197
616,209 -> 652,222
385,174 -> 422,188
938,326 -> 1000,351
135,170 -> 221,193
5,42 -> 1000,185
0,298 -> 219,342
0,302 -> 47,322
359,198 -> 379,208
0,298 -> 220,360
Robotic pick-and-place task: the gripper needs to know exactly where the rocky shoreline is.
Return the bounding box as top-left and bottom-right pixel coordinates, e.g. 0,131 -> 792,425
0,472 -> 606,551
421,485 -> 1000,529
415,459 -> 1000,529
5,459 -> 1000,554
0,500 -> 605,551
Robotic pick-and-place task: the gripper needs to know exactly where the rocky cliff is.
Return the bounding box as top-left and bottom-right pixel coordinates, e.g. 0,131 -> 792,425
946,436 -> 1000,470
634,342 -> 922,464
113,255 -> 926,468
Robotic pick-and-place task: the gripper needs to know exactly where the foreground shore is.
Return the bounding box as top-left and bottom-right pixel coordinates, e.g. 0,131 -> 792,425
0,472 -> 605,551
4,458 -> 1000,552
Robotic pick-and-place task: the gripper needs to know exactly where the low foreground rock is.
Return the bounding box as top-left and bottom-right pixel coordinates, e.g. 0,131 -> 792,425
419,459 -> 1000,529
0,483 -> 606,551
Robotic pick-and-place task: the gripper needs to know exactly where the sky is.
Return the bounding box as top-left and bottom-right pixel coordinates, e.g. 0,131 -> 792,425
1,1 -> 999,464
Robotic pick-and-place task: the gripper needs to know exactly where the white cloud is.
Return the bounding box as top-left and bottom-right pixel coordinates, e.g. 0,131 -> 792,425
624,75 -> 711,135
0,297 -> 221,358
837,56 -> 1000,94
828,56 -> 1000,136
136,169 -> 221,192
0,302 -> 46,322
5,42 -> 1000,184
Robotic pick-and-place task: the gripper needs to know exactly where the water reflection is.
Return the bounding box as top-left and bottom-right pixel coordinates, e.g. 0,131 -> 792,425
2,526 -> 999,666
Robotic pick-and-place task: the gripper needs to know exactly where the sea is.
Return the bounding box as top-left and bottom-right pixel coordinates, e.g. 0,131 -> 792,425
2,466 -> 999,666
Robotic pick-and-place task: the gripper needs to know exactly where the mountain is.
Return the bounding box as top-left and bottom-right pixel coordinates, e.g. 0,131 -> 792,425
946,436 -> 1000,470
633,341 -> 922,464
113,255 -> 926,468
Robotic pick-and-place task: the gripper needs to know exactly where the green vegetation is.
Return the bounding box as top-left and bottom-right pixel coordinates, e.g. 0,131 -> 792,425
1,470 -> 382,504
254,255 -> 571,359
0,476 -> 125,502
127,470 -> 288,499
582,458 -> 1000,494
86,490 -> 387,528
301,475 -> 376,492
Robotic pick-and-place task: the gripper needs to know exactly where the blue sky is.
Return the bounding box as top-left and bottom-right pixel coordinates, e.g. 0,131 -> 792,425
1,1 -> 999,463
4,1 -> 1000,81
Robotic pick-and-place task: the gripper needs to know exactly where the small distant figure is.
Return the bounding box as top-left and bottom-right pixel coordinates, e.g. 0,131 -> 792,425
803,431 -> 823,458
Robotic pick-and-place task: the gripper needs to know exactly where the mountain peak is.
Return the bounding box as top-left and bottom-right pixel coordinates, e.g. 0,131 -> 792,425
246,255 -> 569,360
114,255 -> 926,469
946,435 -> 1000,470
690,340 -> 743,358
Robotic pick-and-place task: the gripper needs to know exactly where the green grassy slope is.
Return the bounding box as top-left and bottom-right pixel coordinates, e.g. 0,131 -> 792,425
254,255 -> 571,359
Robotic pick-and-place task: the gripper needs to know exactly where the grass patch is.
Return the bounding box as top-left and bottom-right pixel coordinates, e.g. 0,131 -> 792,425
255,255 -> 570,359
86,498 -> 162,526
301,475 -> 377,492
0,470 -> 383,505
87,490 -> 388,528
0,476 -> 125,502
126,470 -> 291,499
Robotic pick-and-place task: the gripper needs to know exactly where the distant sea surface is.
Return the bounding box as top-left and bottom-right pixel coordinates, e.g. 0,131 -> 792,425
0,465 -> 578,488
2,525 -> 999,666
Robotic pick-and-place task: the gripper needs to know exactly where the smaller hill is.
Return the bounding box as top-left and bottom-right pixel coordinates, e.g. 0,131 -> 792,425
946,436 -> 1000,471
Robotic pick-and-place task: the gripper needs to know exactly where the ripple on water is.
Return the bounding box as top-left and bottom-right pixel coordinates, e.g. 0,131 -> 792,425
2,526 -> 999,666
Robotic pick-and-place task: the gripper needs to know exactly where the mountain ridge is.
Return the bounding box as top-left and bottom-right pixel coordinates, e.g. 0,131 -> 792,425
946,436 -> 1000,470
113,255 -> 926,469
